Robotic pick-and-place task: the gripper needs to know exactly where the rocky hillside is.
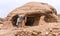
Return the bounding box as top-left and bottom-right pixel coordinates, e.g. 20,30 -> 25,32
57,14 -> 60,22
0,18 -> 5,28
0,18 -> 5,24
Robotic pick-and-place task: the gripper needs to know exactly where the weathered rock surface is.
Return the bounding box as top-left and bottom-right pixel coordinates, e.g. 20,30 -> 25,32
0,18 -> 5,28
0,2 -> 60,36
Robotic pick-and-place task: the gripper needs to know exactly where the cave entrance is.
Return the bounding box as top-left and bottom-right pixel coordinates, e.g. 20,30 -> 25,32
25,14 -> 40,26
11,13 -> 41,27
11,15 -> 19,26
25,16 -> 35,26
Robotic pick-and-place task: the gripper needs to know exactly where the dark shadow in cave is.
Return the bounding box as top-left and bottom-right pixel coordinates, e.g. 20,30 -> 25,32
25,16 -> 35,26
25,14 -> 41,26
11,15 -> 19,26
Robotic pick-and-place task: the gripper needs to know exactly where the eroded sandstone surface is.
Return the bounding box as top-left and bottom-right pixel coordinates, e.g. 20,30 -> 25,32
0,2 -> 60,36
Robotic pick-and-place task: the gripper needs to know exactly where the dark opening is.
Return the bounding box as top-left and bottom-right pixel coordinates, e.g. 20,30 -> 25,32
25,14 -> 40,26
25,17 -> 35,26
11,15 -> 19,26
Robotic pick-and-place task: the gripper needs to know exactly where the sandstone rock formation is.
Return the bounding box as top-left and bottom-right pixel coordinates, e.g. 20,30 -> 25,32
4,2 -> 58,27
57,14 -> 60,22
0,2 -> 60,36
0,18 -> 5,28
0,18 -> 4,24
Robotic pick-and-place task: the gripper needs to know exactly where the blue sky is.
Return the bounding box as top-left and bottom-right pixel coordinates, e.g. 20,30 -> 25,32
0,0 -> 60,18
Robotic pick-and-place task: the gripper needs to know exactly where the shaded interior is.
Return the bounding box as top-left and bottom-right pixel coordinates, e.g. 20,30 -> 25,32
11,15 -> 19,26
25,14 -> 41,26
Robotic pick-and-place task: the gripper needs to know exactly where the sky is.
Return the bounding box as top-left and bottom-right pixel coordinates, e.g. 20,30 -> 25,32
0,0 -> 60,18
